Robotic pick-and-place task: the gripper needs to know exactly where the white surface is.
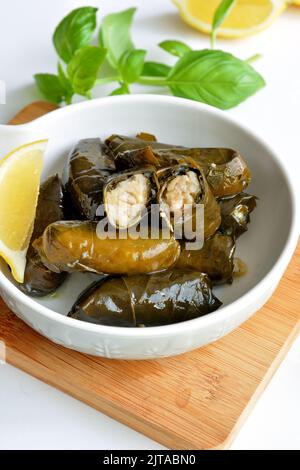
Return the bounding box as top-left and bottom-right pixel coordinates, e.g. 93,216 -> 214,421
0,0 -> 299,450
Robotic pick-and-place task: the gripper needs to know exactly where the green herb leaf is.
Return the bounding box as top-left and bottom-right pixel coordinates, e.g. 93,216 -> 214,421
53,7 -> 98,63
110,84 -> 129,96
57,63 -> 71,89
34,73 -> 70,104
167,50 -> 265,110
57,63 -> 73,104
211,0 -> 236,48
119,49 -> 146,84
142,62 -> 171,78
34,5 -> 266,111
99,8 -> 136,69
159,40 -> 191,58
67,46 -> 106,96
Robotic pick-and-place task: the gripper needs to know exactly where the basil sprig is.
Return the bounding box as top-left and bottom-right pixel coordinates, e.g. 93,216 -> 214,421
35,5 -> 265,110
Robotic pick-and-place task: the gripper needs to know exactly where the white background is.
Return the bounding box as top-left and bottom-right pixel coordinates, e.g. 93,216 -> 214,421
0,0 -> 299,450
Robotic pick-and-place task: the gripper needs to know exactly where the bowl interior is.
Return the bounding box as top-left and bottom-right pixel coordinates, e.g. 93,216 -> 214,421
0,97 -> 294,319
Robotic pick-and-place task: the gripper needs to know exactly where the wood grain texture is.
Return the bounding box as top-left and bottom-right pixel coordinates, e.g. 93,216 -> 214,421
8,101 -> 59,124
0,101 -> 299,450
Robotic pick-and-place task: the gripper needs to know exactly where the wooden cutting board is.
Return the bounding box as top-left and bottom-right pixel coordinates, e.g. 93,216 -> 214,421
0,101 -> 299,450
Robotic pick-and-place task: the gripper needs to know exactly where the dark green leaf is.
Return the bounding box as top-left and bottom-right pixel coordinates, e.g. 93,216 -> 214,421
99,8 -> 136,69
142,61 -> 171,77
211,0 -> 236,48
159,40 -> 191,58
67,46 -> 106,96
119,49 -> 146,84
34,73 -> 70,104
110,84 -> 129,96
167,50 -> 265,110
53,7 -> 98,63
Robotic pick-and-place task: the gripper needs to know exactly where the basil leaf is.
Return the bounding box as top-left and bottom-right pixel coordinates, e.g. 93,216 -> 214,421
110,84 -> 129,96
53,7 -> 98,63
159,40 -> 191,58
57,63 -> 70,89
119,49 -> 146,84
34,73 -> 70,104
142,62 -> 171,77
99,8 -> 136,69
167,50 -> 265,110
57,63 -> 73,104
67,46 -> 106,96
211,0 -> 236,48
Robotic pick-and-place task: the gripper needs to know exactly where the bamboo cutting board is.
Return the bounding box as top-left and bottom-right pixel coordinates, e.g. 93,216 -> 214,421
0,101 -> 299,450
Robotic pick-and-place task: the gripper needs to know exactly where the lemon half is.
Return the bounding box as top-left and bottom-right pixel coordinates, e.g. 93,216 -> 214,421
173,0 -> 288,38
0,140 -> 47,282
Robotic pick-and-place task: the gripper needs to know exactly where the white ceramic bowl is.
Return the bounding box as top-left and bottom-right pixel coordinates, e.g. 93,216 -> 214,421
0,95 -> 298,359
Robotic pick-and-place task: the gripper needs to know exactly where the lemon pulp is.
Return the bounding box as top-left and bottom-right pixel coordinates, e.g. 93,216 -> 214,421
173,0 -> 287,38
0,140 -> 47,282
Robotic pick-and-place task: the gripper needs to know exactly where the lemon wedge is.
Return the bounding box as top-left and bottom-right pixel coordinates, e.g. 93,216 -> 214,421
0,140 -> 47,282
173,0 -> 288,38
